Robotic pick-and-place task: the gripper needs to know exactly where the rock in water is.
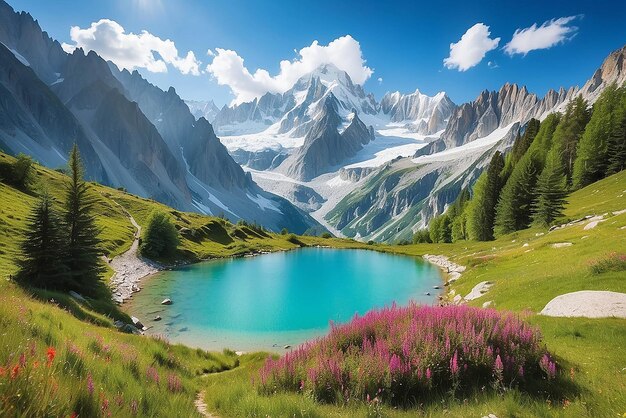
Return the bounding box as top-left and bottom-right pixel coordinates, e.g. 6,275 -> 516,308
161,298 -> 172,305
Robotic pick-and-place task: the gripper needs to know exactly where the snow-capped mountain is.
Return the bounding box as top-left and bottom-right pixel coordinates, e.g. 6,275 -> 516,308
380,89 -> 456,135
0,0 -> 322,234
327,45 -> 626,242
202,62 -> 458,231
185,99 -> 220,123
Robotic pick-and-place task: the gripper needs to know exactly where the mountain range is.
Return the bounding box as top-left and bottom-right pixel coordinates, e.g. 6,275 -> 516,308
0,0 -> 321,234
0,0 -> 624,242
208,43 -> 625,241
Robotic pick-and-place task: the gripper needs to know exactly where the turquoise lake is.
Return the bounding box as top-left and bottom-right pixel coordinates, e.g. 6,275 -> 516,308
129,248 -> 441,351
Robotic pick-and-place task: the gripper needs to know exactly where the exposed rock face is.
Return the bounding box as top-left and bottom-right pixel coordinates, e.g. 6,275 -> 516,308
327,124 -> 521,242
380,90 -> 456,134
280,183 -> 326,212
212,63 -> 378,137
419,46 -> 626,158
579,45 -> 626,102
0,43 -> 105,180
0,1 -> 66,84
419,83 -> 576,156
0,0 -> 324,234
281,96 -> 375,181
183,118 -> 251,190
230,148 -> 288,171
185,99 -> 220,123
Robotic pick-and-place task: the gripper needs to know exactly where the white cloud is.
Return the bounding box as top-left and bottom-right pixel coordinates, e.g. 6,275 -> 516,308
487,61 -> 499,69
444,23 -> 500,71
61,19 -> 201,75
206,35 -> 373,104
377,77 -> 383,84
207,49 -> 215,56
504,16 -> 581,56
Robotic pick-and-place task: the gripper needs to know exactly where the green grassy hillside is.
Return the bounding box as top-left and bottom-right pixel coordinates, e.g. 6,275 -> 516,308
0,152 -> 624,417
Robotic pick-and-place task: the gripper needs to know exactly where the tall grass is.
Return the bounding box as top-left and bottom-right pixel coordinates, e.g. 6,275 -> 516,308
259,304 -> 558,406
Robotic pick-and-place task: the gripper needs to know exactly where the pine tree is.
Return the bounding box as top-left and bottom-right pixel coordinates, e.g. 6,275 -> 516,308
494,152 -> 539,236
550,96 -> 591,185
573,84 -> 625,188
64,144 -> 103,294
533,150 -> 568,226
466,151 -> 504,241
501,119 -> 540,182
606,115 -> 626,175
528,113 -> 561,166
16,192 -> 67,289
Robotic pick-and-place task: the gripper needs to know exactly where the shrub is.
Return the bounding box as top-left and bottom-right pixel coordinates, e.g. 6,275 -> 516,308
12,153 -> 34,189
320,232 -> 332,239
141,211 -> 179,259
413,229 -> 432,243
280,228 -> 289,235
285,234 -> 302,246
588,252 -> 626,274
258,304 -> 556,406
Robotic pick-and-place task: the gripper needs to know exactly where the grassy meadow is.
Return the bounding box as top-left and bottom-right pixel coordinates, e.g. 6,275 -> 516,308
0,152 -> 624,417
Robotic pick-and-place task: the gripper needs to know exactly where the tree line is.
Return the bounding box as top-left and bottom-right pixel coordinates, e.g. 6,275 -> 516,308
417,84 -> 626,243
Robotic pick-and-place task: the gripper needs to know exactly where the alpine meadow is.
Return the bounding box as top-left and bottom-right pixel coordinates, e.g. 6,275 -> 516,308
0,1 -> 624,417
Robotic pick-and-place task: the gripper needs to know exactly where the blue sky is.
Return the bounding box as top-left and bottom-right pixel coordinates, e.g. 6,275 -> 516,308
13,0 -> 626,107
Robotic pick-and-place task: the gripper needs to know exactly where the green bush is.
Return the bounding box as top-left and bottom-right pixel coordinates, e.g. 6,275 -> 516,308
320,232 -> 332,239
413,229 -> 432,243
280,228 -> 289,235
141,211 -> 179,259
12,154 -> 34,189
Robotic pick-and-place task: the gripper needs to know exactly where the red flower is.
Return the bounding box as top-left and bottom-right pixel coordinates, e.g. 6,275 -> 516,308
46,347 -> 56,365
69,412 -> 78,418
10,364 -> 20,379
0,366 -> 6,377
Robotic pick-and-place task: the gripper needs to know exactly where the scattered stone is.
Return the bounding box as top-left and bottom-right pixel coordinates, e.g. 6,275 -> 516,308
235,351 -> 246,356
613,208 -> 626,216
108,203 -> 160,304
452,294 -> 463,304
581,235 -> 589,240
433,285 -> 440,289
464,281 -> 493,301
153,315 -> 162,321
425,292 -> 431,296
131,316 -> 144,329
284,345 -> 291,350
551,242 -> 573,248
584,220 -> 602,230
535,232 -> 544,237
540,291 -> 626,318
69,291 -> 86,302
482,300 -> 493,308
161,298 -> 173,305
522,243 -> 529,247
482,414 -> 498,418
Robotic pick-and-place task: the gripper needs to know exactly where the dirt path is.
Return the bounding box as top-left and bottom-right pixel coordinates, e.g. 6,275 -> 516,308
108,201 -> 160,304
195,391 -> 218,417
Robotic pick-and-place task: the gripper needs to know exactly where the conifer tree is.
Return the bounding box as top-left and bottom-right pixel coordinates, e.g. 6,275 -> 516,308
466,151 -> 504,241
572,84 -> 625,188
550,96 -> 591,185
494,152 -> 539,236
64,144 -> 103,294
16,192 -> 67,289
606,115 -> 626,175
533,150 -> 567,226
501,119 -> 540,182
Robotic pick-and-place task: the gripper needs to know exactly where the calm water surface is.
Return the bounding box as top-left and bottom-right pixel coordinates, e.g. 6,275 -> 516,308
129,248 -> 441,351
